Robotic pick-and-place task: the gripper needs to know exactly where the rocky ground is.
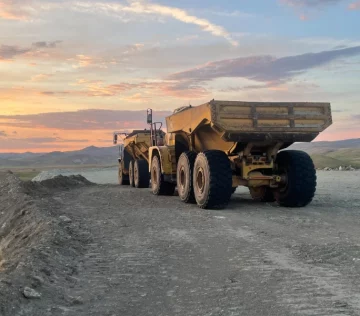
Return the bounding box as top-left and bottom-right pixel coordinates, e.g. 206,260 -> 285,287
1,170 -> 360,316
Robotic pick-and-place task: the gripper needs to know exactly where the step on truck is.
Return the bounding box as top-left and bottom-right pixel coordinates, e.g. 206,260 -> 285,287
146,99 -> 332,209
113,125 -> 165,188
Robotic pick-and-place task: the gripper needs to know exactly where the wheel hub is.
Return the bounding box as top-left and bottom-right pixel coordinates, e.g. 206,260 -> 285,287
134,165 -> 138,181
196,167 -> 205,193
179,167 -> 186,189
152,167 -> 158,185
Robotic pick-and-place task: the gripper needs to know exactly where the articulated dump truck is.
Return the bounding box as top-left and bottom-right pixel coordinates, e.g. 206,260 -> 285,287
115,100 -> 332,210
113,128 -> 165,188
147,100 -> 332,209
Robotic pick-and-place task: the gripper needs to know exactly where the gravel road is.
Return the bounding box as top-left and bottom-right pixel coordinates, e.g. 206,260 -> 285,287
2,170 -> 360,315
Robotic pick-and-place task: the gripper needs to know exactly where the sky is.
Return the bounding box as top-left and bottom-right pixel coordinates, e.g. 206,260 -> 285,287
0,0 -> 360,153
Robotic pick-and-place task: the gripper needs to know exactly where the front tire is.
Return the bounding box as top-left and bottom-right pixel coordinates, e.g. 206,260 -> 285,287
193,150 -> 232,209
151,155 -> 175,196
274,150 -> 316,207
177,151 -> 197,203
134,160 -> 150,188
118,163 -> 129,185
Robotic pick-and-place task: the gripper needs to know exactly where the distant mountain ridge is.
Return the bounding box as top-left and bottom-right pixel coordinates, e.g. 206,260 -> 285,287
289,138 -> 360,168
0,139 -> 359,169
0,146 -> 121,168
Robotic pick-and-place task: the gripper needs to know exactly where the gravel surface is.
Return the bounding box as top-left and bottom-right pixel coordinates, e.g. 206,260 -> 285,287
1,170 -> 360,315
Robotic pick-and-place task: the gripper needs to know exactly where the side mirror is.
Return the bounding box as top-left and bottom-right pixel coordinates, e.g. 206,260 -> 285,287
147,109 -> 152,124
113,134 -> 118,144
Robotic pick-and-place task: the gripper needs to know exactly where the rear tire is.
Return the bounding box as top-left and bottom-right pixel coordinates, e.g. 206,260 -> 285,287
129,160 -> 135,187
274,150 -> 316,207
151,155 -> 175,196
249,187 -> 275,202
118,163 -> 129,185
177,151 -> 197,203
193,150 -> 232,209
134,160 -> 150,188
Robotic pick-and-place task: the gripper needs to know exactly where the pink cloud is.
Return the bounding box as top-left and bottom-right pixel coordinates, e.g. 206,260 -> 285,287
0,0 -> 35,20
349,1 -> 360,10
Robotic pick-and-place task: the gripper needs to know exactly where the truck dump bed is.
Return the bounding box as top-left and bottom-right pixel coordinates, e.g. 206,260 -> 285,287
122,129 -> 165,162
166,100 -> 332,144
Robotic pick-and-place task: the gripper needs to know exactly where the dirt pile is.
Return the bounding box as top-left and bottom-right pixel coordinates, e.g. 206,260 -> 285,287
0,171 -> 93,316
23,174 -> 93,195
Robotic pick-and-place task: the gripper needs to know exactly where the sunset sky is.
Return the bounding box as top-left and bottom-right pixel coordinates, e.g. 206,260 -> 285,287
1,0 -> 360,153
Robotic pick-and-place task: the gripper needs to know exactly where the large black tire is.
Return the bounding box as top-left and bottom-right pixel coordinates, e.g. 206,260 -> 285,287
193,150 -> 233,209
134,159 -> 150,188
177,151 -> 197,203
129,160 -> 135,187
118,163 -> 129,185
274,150 -> 316,207
249,187 -> 275,202
151,155 -> 175,196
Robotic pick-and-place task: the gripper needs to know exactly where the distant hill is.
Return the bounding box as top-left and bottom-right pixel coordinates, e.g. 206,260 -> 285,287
289,138 -> 360,169
0,146 -> 121,168
1,139 -> 359,169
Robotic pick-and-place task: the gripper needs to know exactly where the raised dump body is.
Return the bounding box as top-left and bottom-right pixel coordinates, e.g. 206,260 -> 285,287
166,100 -> 332,152
145,99 -> 332,210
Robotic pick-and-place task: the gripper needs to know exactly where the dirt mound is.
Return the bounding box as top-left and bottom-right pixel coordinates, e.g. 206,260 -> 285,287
0,171 -> 92,315
22,174 -> 93,195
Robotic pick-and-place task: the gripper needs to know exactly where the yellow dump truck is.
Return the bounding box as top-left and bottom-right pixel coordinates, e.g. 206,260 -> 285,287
113,127 -> 165,188
146,100 -> 332,209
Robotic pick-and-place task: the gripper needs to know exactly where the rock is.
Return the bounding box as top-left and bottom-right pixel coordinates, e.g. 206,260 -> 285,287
333,300 -> 348,308
324,167 -> 332,171
69,295 -> 84,305
23,287 -> 41,299
59,215 -> 72,223
339,166 -> 343,171
0,279 -> 12,286
31,275 -> 44,287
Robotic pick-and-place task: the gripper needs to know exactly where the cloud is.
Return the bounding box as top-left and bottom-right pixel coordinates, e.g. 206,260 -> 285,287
25,137 -> 60,143
50,78 -> 209,99
0,44 -> 31,60
35,1 -> 238,46
0,130 -> 7,137
0,0 -> 36,20
280,0 -> 343,7
0,41 -> 62,61
32,41 -> 62,49
280,0 -> 345,20
0,109 -> 172,131
209,10 -> 254,18
68,54 -> 118,69
349,1 -> 360,9
168,46 -> 360,85
124,1 -> 238,46
176,35 -> 199,43
158,81 -> 209,99
2,1 -> 238,45
30,74 -> 53,82
122,43 -> 145,55
22,137 -> 89,143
